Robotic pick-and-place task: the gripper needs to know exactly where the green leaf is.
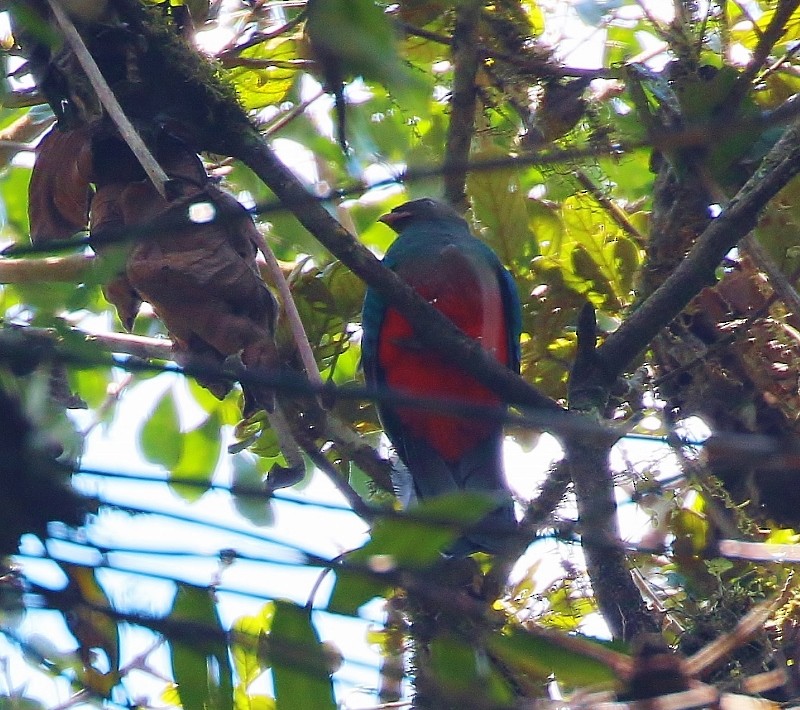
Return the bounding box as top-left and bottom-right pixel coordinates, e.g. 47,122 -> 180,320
525,1 -> 545,34
321,261 -> 366,319
327,566 -> 388,617
169,583 -> 234,710
139,387 -> 183,469
11,278 -> 82,315
355,493 -> 497,565
234,689 -> 276,710
231,454 -> 274,527
170,411 -> 223,501
468,145 -> 538,266
557,192 -> 633,310
755,176 -> 800,273
611,237 -> 642,293
428,634 -> 514,705
227,39 -> 298,112
329,493 -> 498,614
0,166 -> 32,238
486,627 -> 619,689
232,603 -> 275,686
269,601 -> 335,710
571,244 -> 616,305
305,0 -> 428,110
528,199 -> 563,259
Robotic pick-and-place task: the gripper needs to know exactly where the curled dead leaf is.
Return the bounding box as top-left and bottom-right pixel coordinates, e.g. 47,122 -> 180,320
29,125 -> 93,243
28,128 -> 279,413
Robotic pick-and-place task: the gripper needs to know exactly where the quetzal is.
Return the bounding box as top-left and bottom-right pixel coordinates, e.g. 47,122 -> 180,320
361,198 -> 522,555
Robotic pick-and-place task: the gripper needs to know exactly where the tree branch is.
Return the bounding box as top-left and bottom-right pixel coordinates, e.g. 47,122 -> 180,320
0,254 -> 94,283
597,115 -> 800,383
567,434 -> 657,641
443,0 -> 481,210
718,0 -> 800,118
0,111 -> 53,167
568,304 -> 657,641
45,0 -> 170,198
233,132 -> 561,417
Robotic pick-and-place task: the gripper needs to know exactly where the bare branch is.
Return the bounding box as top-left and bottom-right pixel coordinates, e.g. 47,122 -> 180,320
718,0 -> 800,117
0,254 -> 94,283
598,115 -> 800,383
443,0 -> 481,210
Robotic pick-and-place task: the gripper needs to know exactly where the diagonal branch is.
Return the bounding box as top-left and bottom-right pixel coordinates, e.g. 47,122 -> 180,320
597,115 -> 800,384
45,0 -> 170,198
233,131 -> 561,417
717,0 -> 800,118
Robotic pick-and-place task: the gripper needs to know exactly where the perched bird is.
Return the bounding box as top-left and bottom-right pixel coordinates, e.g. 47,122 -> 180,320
362,198 -> 522,555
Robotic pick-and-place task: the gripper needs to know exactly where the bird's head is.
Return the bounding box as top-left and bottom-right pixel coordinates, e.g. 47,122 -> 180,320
379,198 -> 467,232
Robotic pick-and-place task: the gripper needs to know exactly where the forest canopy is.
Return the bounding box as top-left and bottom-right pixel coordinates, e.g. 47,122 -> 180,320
4,1 -> 800,708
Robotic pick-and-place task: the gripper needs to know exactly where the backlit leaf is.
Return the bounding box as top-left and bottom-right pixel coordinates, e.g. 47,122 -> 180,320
169,583 -> 234,710
139,387 -> 183,469
269,601 -> 335,710
170,410 -> 223,501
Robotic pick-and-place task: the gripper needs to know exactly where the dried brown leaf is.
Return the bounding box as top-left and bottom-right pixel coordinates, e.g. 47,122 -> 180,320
90,142 -> 278,411
29,126 -> 93,243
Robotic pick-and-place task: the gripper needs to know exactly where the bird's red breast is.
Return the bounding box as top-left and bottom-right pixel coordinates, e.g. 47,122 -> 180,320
377,248 -> 509,462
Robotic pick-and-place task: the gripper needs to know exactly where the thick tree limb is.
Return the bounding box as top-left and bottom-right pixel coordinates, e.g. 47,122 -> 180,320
568,305 -> 657,641
443,0 -> 481,210
598,115 -> 800,383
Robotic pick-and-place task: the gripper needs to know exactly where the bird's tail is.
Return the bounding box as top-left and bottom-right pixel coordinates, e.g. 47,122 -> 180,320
397,430 -> 518,556
451,431 -> 517,556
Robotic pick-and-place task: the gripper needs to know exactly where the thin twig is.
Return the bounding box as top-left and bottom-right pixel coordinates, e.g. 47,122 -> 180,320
217,8 -> 307,58
573,170 -> 645,243
265,401 -> 305,477
254,230 -> 323,387
45,0 -> 170,198
293,426 -> 376,520
262,88 -> 326,137
717,0 -> 800,118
